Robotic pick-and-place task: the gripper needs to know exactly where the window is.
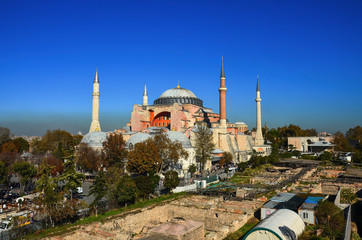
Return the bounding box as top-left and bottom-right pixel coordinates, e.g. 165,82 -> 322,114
303,212 -> 308,218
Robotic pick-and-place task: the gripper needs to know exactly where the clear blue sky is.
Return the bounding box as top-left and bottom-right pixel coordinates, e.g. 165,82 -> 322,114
1,0 -> 361,136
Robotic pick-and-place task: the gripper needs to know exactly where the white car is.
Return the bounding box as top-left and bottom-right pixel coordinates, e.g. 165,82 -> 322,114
76,187 -> 83,194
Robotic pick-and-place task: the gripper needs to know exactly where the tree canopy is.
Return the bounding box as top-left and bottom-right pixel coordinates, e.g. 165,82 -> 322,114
127,140 -> 161,175
75,142 -> 101,172
102,133 -> 127,168
194,125 -> 215,171
164,170 -> 179,192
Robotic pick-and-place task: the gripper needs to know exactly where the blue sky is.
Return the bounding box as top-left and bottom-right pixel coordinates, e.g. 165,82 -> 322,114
0,0 -> 361,136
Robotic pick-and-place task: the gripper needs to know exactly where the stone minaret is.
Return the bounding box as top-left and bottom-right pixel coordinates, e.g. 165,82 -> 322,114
143,84 -> 148,106
89,70 -> 101,133
255,75 -> 264,145
219,57 -> 227,129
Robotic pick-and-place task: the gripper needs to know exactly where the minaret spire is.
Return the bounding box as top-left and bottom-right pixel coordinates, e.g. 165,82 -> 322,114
220,56 -> 225,78
255,75 -> 264,145
143,84 -> 148,106
94,68 -> 99,83
89,69 -> 101,132
219,56 -> 227,129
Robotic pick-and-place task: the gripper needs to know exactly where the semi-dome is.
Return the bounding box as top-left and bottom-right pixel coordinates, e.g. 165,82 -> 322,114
126,132 -> 152,149
81,131 -> 107,149
165,131 -> 192,148
154,84 -> 203,107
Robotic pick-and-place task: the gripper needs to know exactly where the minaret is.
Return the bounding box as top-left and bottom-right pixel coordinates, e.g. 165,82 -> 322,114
142,84 -> 148,106
89,70 -> 101,133
219,57 -> 227,129
255,75 -> 264,145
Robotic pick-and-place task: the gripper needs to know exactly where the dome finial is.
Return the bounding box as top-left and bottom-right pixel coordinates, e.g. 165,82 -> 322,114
177,80 -> 180,88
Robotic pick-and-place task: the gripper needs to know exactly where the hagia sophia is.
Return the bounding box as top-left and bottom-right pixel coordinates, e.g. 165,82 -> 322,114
81,59 -> 271,175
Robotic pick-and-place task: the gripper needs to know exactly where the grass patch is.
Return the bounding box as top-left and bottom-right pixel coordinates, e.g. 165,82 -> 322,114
23,192 -> 187,240
223,217 -> 259,240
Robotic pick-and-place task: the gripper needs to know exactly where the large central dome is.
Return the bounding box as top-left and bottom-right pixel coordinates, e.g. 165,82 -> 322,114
154,84 -> 203,107
160,87 -> 197,98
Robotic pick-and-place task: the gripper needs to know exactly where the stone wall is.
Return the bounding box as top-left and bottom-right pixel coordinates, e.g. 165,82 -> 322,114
50,196 -> 262,240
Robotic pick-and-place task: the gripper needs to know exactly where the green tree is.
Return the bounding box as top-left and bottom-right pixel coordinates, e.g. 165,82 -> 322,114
316,201 -> 345,240
35,163 -> 63,227
194,125 -> 215,171
135,175 -> 154,200
11,137 -> 29,152
320,151 -> 332,161
188,164 -> 197,177
116,175 -> 138,207
59,160 -> 85,200
13,161 -> 37,192
102,133 -> 127,168
164,170 -> 179,192
0,161 -> 8,184
291,150 -> 300,157
41,129 -> 76,158
89,171 -> 107,216
238,162 -> 248,172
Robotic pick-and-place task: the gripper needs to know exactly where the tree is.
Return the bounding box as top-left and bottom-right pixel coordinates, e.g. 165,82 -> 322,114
219,152 -> 233,167
291,150 -> 300,157
316,200 -> 345,239
115,175 -> 138,207
43,155 -> 64,176
346,126 -> 362,141
194,125 -> 215,171
319,151 -> 332,161
238,162 -> 248,172
188,164 -> 197,177
127,141 -> 161,175
13,161 -> 37,192
59,160 -> 85,201
75,143 -> 101,172
102,133 -> 127,168
164,170 -> 179,192
151,134 -> 188,173
0,127 -> 10,147
89,171 -> 107,216
332,131 -> 351,152
135,175 -> 154,200
12,137 -> 29,152
0,161 -> 8,184
35,163 -> 63,227
40,129 -> 76,158
1,142 -> 17,153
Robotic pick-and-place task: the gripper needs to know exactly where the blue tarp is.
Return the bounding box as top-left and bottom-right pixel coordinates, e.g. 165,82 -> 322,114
305,196 -> 324,204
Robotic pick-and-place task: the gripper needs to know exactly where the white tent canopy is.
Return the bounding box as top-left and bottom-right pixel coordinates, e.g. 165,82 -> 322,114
243,209 -> 305,240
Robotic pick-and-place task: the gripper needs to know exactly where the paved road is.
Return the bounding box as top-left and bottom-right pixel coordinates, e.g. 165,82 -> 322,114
78,181 -> 94,205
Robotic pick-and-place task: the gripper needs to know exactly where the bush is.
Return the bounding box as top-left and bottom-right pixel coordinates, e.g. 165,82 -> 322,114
164,170 -> 179,192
